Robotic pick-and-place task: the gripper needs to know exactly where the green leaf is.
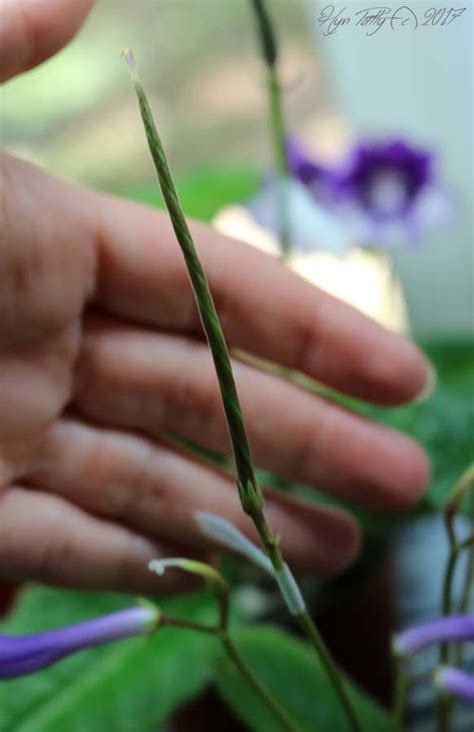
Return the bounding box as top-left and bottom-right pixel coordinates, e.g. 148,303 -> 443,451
0,586 -> 219,732
372,339 -> 474,512
216,626 -> 394,732
115,165 -> 261,223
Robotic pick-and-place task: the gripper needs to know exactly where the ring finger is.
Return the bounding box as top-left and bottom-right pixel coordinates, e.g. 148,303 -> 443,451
25,418 -> 360,576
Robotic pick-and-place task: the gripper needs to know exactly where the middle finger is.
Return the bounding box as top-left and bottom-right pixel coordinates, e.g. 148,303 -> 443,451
74,314 -> 429,511
25,418 -> 359,576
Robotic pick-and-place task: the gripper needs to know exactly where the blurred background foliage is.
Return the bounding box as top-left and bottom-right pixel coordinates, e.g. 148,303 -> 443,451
3,0 -> 345,188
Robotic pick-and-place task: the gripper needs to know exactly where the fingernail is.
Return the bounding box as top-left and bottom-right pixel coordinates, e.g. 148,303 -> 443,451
412,361 -> 437,403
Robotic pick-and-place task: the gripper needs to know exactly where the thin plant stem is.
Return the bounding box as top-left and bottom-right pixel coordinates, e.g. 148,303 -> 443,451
460,492 -> 474,614
437,531 -> 474,729
440,471 -> 474,664
297,610 -> 363,732
441,548 -> 459,648
458,538 -> 474,615
437,466 -> 474,732
249,0 -> 291,257
123,50 -> 363,732
455,490 -> 474,665
267,66 -> 291,258
437,538 -> 466,732
161,615 -> 217,635
162,616 -> 298,732
436,697 -> 451,732
437,522 -> 459,732
440,526 -> 474,661
393,658 -> 408,732
220,631 -> 300,732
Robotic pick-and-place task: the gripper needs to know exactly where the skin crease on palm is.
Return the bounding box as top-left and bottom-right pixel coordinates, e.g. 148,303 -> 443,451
0,0 -> 433,595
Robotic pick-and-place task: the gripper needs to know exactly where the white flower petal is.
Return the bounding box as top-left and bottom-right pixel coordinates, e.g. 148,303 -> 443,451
195,511 -> 273,575
248,178 -> 351,255
413,185 -> 454,231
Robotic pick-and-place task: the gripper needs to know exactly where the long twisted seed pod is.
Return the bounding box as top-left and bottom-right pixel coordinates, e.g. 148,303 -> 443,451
123,50 -> 363,732
122,50 -> 266,523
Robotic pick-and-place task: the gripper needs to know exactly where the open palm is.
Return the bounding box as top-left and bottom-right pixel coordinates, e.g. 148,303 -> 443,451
0,0 -> 431,595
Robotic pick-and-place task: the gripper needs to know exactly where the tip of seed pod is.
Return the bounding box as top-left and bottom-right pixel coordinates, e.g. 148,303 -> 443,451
121,48 -> 135,69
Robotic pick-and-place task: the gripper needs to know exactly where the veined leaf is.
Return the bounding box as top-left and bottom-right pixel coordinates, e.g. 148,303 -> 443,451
216,626 -> 394,732
0,587 -> 219,732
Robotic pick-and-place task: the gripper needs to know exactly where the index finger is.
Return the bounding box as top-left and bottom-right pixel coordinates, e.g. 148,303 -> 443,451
0,0 -> 94,82
95,190 -> 432,406
2,156 -> 432,406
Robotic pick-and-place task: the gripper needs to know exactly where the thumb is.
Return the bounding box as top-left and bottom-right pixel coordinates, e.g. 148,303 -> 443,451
0,0 -> 94,83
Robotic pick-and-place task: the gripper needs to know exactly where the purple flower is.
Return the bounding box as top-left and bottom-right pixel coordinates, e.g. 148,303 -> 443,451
435,667 -> 474,703
286,137 -> 335,202
394,615 -> 474,656
0,605 -> 159,679
249,135 -> 451,253
247,135 -> 350,255
333,139 -> 451,247
248,176 -> 351,255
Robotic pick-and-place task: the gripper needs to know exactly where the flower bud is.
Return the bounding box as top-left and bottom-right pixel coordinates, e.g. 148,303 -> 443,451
0,605 -> 160,680
435,667 -> 474,703
394,615 -> 474,657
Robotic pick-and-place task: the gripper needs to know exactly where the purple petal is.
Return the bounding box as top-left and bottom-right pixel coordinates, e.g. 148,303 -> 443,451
286,137 -> 326,187
0,605 -> 158,679
330,137 -> 451,247
335,139 -> 436,213
395,615 -> 474,656
248,177 -> 351,255
435,667 -> 474,703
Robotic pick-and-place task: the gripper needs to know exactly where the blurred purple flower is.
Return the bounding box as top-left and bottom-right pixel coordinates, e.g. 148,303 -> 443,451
285,135 -> 452,250
248,175 -> 351,255
0,605 -> 159,680
394,615 -> 474,656
333,139 -> 452,248
286,137 -> 336,203
435,667 -> 474,703
246,135 -> 350,255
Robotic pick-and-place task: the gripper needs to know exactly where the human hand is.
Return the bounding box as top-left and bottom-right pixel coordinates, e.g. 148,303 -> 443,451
0,0 -> 432,594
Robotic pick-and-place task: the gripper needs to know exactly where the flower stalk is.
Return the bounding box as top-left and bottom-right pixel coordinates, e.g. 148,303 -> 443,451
249,0 -> 292,257
123,49 -> 363,732
149,557 -> 299,732
437,465 -> 474,732
456,486 -> 474,666
149,557 -> 230,628
440,465 -> 474,665
393,657 -> 409,732
219,631 -> 300,731
394,611 -> 474,732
